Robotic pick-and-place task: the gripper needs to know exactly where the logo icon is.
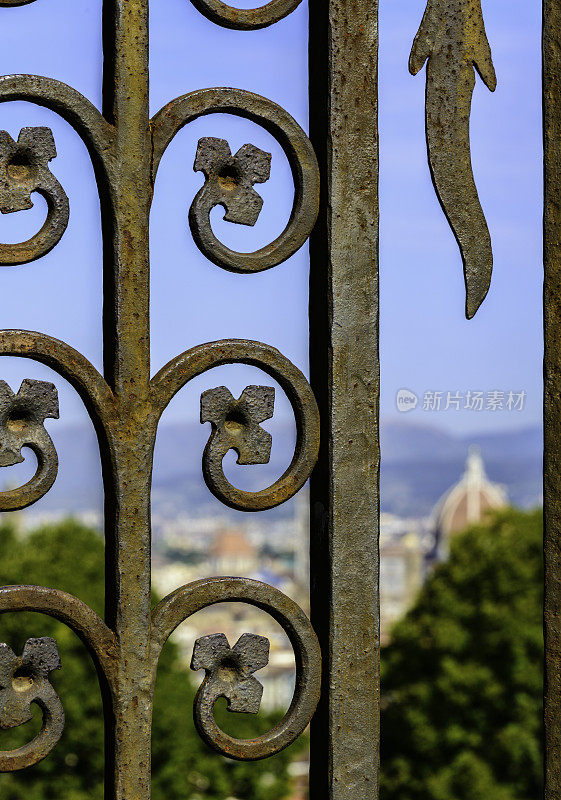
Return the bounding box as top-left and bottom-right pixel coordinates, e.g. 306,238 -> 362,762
396,389 -> 418,413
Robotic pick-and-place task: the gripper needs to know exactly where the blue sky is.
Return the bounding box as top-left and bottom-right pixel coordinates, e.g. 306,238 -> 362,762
0,0 -> 542,436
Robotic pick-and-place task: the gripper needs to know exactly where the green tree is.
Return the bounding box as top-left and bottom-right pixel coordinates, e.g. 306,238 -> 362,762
0,519 -> 302,800
381,508 -> 543,800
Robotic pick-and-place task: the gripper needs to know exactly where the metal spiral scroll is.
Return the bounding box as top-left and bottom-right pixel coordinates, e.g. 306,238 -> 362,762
0,637 -> 64,771
151,578 -> 321,760
0,585 -> 118,771
0,336 -> 117,770
189,0 -> 303,30
0,330 -> 117,514
151,88 -> 320,273
0,378 -> 60,511
0,127 -> 69,265
150,339 -> 320,511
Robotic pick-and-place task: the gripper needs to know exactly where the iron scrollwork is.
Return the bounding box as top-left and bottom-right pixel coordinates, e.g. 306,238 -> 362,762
151,577 -> 321,761
0,637 -> 64,771
0,0 -> 320,790
0,378 -> 59,511
151,340 -> 320,512
189,0 -> 303,30
151,87 -> 320,273
0,127 -> 69,265
410,0 -> 496,318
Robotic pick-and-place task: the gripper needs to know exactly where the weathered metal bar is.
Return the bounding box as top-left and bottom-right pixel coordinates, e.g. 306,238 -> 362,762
102,2 -> 153,799
543,3 -> 561,796
308,0 -> 380,796
102,0 -> 151,397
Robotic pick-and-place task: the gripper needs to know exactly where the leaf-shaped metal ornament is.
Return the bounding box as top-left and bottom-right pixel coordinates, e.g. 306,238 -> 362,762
410,0 -> 496,319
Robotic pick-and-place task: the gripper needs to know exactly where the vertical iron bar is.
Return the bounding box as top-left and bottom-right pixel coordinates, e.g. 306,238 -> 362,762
308,0 -> 380,796
103,0 -> 151,398
543,3 -> 561,796
102,2 -> 153,799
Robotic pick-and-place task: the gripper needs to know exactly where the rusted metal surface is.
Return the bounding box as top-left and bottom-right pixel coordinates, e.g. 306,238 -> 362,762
191,137 -> 273,262
192,137 -> 271,225
0,127 -> 69,264
201,384 -> 275,498
544,3 -> 561,797
151,88 -> 320,273
0,585 -> 119,682
0,0 -> 321,796
191,632 -> 270,715
308,0 -> 380,796
151,577 -> 321,762
152,339 -> 320,512
0,637 -> 64,771
0,379 -> 59,510
189,0 -> 303,31
410,0 -> 496,319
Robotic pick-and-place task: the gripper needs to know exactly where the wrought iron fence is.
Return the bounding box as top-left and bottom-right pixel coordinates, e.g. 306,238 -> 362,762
0,0 -> 555,798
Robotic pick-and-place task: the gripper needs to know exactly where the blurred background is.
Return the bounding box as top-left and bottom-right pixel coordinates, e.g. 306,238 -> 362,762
0,1 -> 543,799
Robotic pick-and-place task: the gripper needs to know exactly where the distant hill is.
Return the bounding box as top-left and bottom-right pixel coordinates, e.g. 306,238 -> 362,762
381,421 -> 542,516
3,419 -> 542,523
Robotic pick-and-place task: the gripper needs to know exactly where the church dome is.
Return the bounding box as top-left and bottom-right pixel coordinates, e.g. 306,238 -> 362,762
210,529 -> 255,559
432,447 -> 507,558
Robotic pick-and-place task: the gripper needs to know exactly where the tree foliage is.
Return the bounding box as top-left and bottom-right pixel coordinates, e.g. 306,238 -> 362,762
0,519 -> 302,800
381,508 -> 543,800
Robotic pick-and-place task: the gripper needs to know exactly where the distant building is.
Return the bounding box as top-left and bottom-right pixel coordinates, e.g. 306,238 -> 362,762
380,523 -> 424,642
380,447 -> 508,641
209,529 -> 257,575
431,446 -> 507,560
